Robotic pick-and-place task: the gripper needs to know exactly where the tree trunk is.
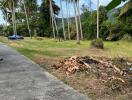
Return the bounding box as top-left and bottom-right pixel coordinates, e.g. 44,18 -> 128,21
23,0 -> 32,39
60,0 -> 66,40
50,0 -> 59,41
49,0 -> 56,39
53,14 -> 59,40
5,12 -> 8,29
13,0 -> 16,35
97,0 -> 99,38
73,0 -> 80,44
11,0 -> 16,36
66,0 -> 71,40
77,0 -> 83,40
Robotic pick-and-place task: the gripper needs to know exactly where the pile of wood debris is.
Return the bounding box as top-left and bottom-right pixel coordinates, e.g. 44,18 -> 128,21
53,56 -> 132,91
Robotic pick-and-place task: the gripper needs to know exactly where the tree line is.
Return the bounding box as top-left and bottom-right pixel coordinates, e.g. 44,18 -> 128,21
0,0 -> 131,43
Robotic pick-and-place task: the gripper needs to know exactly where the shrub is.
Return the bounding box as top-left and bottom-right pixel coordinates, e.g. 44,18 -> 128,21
91,38 -> 104,49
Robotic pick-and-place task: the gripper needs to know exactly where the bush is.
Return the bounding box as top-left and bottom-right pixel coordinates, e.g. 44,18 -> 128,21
91,38 -> 104,49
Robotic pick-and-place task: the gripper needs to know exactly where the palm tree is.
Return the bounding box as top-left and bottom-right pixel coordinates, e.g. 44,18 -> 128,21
21,0 -> 38,38
106,0 -> 128,11
119,0 -> 132,17
77,0 -> 83,40
12,0 -> 17,36
73,0 -> 80,44
97,0 -> 99,38
66,0 -> 71,40
49,0 -> 59,40
2,0 -> 17,36
48,0 -> 56,39
53,12 -> 59,40
60,0 -> 66,40
22,0 -> 32,38
0,1 -> 8,34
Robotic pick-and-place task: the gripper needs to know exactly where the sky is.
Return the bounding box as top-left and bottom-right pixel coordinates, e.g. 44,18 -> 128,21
0,0 -> 127,25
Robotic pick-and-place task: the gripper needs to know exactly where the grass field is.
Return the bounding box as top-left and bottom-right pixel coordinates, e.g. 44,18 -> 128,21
0,36 -> 132,100
0,36 -> 132,59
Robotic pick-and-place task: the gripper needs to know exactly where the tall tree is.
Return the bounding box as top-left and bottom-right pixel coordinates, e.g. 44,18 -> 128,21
21,0 -> 38,38
66,0 -> 71,40
97,0 -> 99,38
22,0 -> 32,38
77,0 -> 83,40
49,0 -> 56,39
50,0 -> 59,40
12,0 -> 17,36
40,0 -> 60,39
1,0 -> 18,36
60,0 -> 66,40
73,0 -> 80,44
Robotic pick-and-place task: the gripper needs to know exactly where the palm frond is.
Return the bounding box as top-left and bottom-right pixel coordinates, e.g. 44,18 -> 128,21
119,0 -> 132,17
106,0 -> 127,11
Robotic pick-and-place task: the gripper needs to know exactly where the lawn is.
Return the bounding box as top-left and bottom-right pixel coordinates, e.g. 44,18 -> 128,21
0,36 -> 132,59
0,36 -> 132,100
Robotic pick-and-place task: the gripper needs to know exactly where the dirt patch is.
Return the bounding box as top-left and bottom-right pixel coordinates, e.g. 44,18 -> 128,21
34,56 -> 132,100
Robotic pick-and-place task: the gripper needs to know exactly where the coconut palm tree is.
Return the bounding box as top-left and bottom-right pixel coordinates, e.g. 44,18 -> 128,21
22,0 -> 32,38
73,0 -> 80,44
60,0 -> 66,40
0,1 -> 9,34
41,0 -> 59,40
2,0 -> 17,36
106,0 -> 128,11
106,0 -> 132,17
49,0 -> 55,39
66,0 -> 71,40
119,0 -> 132,17
22,0 -> 38,38
97,0 -> 99,38
77,0 -> 83,40
53,12 -> 59,40
49,0 -> 59,40
12,0 -> 17,36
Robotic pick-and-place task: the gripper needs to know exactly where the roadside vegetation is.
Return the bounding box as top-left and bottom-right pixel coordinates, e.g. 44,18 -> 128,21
0,37 -> 132,59
0,37 -> 132,100
0,0 -> 132,100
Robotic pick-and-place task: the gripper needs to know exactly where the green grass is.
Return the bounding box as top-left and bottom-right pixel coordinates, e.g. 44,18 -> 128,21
0,36 -> 132,59
0,36 -> 131,100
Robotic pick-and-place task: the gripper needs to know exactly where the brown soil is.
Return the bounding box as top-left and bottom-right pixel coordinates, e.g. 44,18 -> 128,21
34,56 -> 132,100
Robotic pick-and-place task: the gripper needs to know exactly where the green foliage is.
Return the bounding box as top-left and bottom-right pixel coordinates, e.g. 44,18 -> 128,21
38,0 -> 60,37
1,0 -> 131,41
81,6 -> 108,40
91,38 -> 104,49
101,19 -> 128,41
119,0 -> 132,17
106,0 -> 127,11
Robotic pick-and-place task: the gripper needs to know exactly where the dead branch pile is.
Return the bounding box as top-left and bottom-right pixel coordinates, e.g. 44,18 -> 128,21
53,56 -> 123,76
53,56 -> 89,75
53,56 -> 132,91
